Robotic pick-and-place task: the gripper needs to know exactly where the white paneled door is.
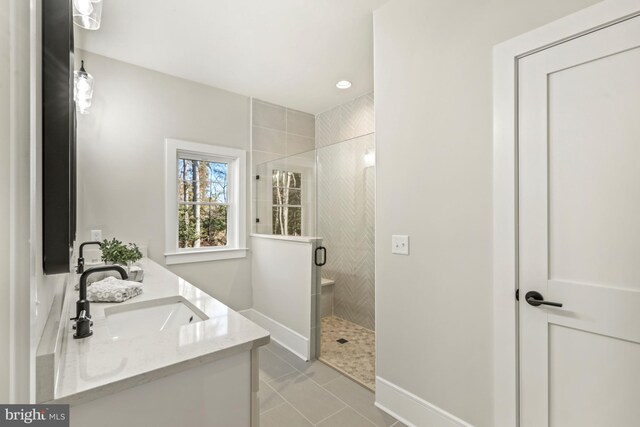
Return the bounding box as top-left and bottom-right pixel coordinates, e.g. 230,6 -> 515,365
518,15 -> 640,427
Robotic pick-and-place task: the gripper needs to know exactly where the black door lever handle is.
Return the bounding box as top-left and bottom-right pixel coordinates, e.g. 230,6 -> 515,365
525,291 -> 563,308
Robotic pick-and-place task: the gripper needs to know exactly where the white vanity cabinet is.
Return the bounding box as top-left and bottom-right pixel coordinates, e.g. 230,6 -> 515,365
38,259 -> 268,427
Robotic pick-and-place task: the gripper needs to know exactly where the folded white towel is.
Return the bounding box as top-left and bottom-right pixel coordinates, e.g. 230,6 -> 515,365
74,265 -> 144,291
87,276 -> 143,303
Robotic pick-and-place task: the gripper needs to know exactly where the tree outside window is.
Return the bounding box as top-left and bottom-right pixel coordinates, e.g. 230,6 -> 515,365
178,158 -> 229,248
272,169 -> 302,236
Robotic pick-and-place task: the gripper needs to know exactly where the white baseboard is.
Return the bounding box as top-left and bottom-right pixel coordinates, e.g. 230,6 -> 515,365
239,309 -> 309,361
375,377 -> 473,427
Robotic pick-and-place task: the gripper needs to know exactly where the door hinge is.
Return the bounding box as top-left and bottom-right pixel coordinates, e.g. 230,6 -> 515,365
256,175 -> 260,180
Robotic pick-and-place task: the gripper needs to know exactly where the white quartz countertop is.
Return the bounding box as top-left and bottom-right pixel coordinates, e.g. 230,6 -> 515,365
52,258 -> 269,405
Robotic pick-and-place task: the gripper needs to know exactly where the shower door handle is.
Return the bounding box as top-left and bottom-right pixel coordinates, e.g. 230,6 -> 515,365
315,246 -> 327,267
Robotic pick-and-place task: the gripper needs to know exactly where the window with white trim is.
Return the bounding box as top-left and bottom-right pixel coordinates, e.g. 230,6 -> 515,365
165,139 -> 247,264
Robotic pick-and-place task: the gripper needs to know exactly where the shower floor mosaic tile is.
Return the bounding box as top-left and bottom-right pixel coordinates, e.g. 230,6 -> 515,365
320,315 -> 376,390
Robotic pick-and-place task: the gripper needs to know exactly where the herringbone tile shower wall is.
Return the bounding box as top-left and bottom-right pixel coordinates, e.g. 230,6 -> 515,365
316,92 -> 375,148
316,93 -> 375,331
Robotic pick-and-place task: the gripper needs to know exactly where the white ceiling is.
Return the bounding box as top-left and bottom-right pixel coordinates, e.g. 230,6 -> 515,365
76,0 -> 389,114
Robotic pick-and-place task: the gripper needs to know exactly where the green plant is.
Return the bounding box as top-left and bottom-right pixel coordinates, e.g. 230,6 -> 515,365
100,238 -> 143,265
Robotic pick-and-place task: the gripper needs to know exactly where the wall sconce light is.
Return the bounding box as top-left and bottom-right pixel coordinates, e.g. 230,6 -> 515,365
73,0 -> 103,30
74,61 -> 94,115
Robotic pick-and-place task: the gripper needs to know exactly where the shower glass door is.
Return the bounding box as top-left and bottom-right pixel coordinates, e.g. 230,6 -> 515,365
315,133 -> 376,390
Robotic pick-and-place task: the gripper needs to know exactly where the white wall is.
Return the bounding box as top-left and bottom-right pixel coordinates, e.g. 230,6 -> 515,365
0,0 -> 11,403
75,50 -> 253,310
373,0 -> 600,426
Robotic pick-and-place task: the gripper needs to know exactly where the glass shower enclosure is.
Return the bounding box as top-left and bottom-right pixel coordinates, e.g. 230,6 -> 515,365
254,133 -> 376,390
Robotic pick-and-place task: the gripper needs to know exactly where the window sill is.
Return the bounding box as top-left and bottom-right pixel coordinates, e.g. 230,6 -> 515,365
164,248 -> 248,265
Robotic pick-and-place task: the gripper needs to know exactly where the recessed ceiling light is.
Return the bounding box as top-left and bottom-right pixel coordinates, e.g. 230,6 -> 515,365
336,80 -> 352,89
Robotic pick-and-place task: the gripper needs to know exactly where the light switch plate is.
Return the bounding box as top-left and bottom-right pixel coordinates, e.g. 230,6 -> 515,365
392,235 -> 409,255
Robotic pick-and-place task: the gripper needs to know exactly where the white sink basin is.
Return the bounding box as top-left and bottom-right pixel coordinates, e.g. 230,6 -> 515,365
104,297 -> 208,340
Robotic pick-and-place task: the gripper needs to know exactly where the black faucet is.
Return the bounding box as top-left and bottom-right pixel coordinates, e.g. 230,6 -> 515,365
76,241 -> 102,274
73,265 -> 128,339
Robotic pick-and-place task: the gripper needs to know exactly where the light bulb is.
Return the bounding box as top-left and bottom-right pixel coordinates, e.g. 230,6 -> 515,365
73,0 -> 93,16
77,97 -> 91,114
74,62 -> 94,115
76,78 -> 91,95
76,91 -> 92,114
73,0 -> 103,30
336,80 -> 352,89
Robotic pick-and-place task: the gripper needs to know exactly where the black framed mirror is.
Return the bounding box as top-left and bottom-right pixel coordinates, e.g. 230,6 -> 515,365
42,0 -> 77,274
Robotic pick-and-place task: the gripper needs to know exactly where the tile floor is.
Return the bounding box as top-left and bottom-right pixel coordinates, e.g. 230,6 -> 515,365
320,316 -> 376,390
259,341 -> 405,427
